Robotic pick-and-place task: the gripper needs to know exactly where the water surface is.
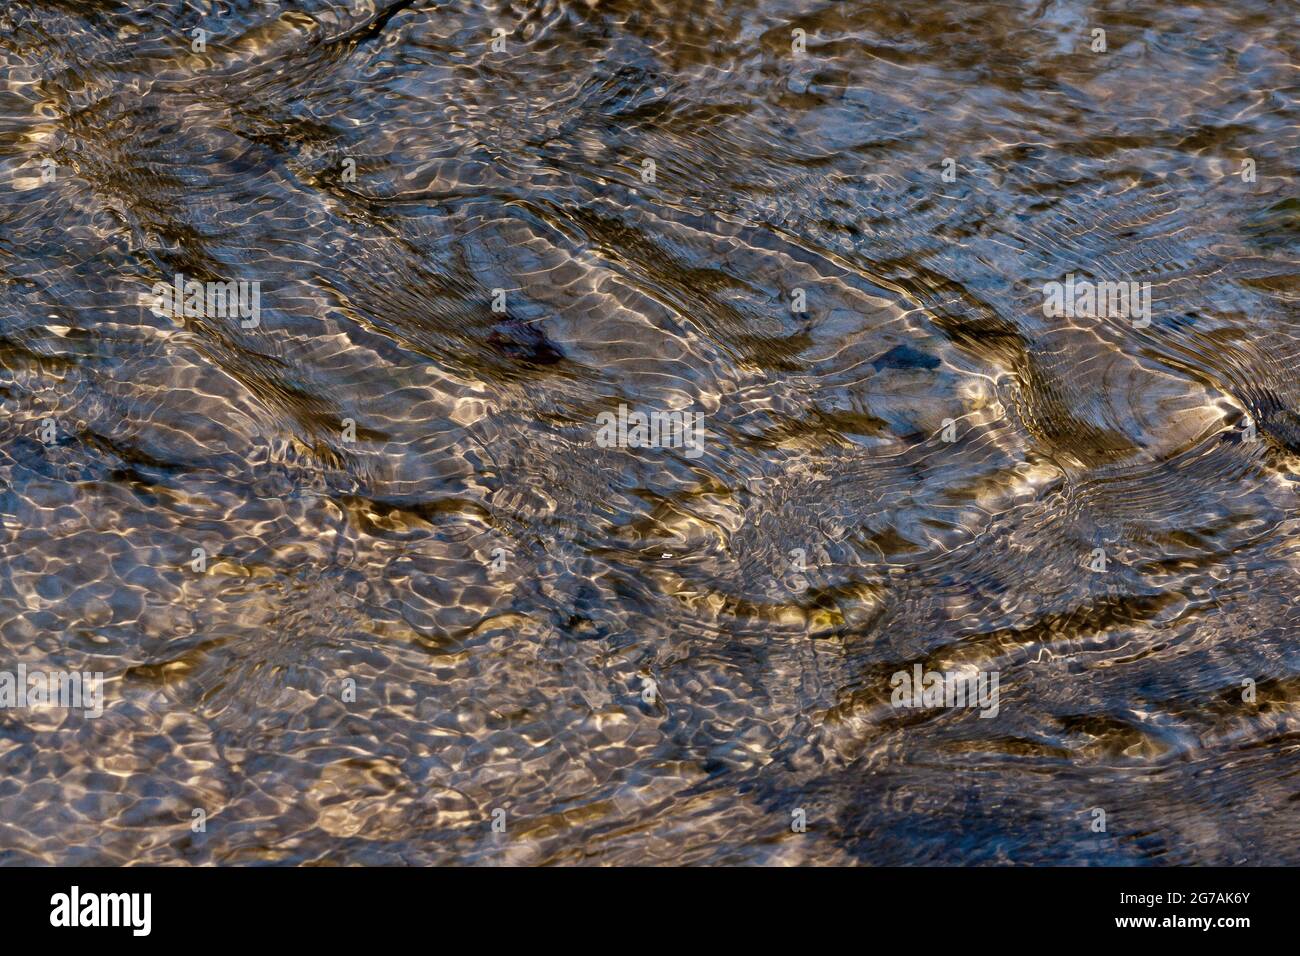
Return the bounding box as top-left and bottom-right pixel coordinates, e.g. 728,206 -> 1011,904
0,0 -> 1297,864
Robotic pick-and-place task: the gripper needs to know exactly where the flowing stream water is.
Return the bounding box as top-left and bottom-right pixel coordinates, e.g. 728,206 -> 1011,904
0,0 -> 1297,864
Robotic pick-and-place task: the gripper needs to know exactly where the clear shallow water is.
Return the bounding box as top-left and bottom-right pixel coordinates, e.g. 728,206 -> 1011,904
0,0 -> 1297,865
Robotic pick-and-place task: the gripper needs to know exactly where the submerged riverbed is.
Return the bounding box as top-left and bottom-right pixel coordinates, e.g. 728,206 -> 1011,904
0,0 -> 1297,864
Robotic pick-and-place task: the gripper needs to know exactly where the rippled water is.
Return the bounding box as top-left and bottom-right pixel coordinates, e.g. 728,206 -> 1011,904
0,0 -> 1297,865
